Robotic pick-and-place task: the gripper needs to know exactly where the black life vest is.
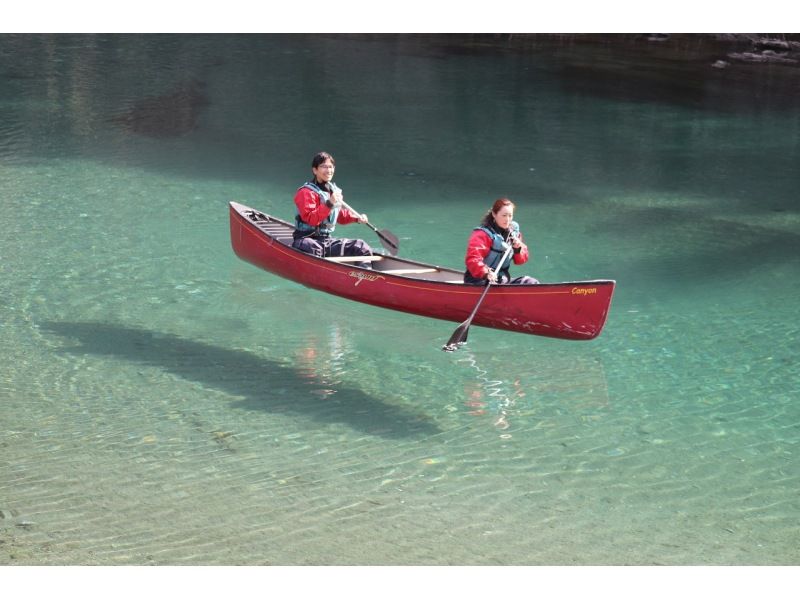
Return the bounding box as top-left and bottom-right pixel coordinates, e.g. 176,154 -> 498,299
475,222 -> 519,278
294,180 -> 343,238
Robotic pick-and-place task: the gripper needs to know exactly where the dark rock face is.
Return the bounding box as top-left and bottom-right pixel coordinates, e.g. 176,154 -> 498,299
110,78 -> 209,138
726,38 -> 800,65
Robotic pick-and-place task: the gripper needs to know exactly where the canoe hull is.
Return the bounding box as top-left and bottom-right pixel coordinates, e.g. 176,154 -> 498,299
229,202 -> 615,340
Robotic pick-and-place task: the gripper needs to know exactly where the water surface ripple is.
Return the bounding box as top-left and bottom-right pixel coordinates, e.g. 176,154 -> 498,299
1,34 -> 798,565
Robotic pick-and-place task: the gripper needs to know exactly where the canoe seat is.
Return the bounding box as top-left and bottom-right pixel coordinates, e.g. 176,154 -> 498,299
325,255 -> 384,263
253,222 -> 293,244
382,268 -> 438,275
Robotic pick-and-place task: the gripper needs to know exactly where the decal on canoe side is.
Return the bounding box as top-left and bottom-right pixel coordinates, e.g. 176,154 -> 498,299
572,287 -> 597,296
349,270 -> 386,286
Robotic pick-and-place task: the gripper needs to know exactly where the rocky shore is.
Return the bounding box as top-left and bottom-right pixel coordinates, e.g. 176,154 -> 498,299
467,33 -> 800,70
722,37 -> 800,66
418,33 -> 800,110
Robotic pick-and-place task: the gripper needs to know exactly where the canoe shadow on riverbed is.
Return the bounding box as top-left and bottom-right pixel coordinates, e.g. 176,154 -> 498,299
42,321 -> 441,439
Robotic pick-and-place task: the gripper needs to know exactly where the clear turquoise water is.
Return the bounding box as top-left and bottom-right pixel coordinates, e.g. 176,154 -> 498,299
1,34 -> 798,565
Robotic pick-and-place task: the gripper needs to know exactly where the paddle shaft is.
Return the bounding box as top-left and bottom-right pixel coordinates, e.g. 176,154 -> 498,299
339,199 -> 400,255
461,279 -> 493,328
442,242 -> 515,351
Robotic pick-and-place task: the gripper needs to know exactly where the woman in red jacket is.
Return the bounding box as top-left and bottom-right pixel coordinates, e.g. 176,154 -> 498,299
464,198 -> 539,285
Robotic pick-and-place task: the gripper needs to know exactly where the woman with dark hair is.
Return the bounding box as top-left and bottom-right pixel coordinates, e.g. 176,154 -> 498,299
292,151 -> 373,267
464,198 -> 539,285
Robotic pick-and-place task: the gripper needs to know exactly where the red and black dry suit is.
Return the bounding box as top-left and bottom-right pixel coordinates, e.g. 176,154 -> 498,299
291,180 -> 373,265
463,222 -> 538,285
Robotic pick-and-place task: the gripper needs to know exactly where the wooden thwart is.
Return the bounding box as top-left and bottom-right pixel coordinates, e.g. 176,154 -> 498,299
381,268 -> 437,275
325,255 -> 384,263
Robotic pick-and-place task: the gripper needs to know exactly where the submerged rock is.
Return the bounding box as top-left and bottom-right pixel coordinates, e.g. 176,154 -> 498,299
755,38 -> 800,52
726,37 -> 800,66
0,508 -> 18,520
110,78 -> 210,138
728,51 -> 799,65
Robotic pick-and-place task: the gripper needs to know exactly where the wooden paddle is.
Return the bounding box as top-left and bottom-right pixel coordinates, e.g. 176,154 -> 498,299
442,243 -> 515,352
340,199 -> 400,256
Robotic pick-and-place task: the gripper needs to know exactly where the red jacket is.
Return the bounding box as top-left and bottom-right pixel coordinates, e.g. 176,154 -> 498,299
293,186 -> 360,228
465,228 -> 530,279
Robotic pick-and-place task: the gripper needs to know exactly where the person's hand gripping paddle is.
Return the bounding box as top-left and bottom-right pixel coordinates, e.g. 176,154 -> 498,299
442,241 -> 515,352
339,199 -> 400,256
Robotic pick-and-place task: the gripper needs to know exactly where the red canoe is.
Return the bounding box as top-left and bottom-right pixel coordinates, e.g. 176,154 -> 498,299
229,202 -> 615,341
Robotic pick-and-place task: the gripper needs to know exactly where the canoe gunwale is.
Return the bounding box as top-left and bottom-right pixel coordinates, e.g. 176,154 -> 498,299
229,201 -> 615,340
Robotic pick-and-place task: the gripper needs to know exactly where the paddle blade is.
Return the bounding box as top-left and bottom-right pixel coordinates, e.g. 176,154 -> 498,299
442,322 -> 470,352
377,229 -> 400,256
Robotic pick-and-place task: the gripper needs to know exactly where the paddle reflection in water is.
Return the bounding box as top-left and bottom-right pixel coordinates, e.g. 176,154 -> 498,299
456,349 -> 525,438
456,349 -> 612,436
